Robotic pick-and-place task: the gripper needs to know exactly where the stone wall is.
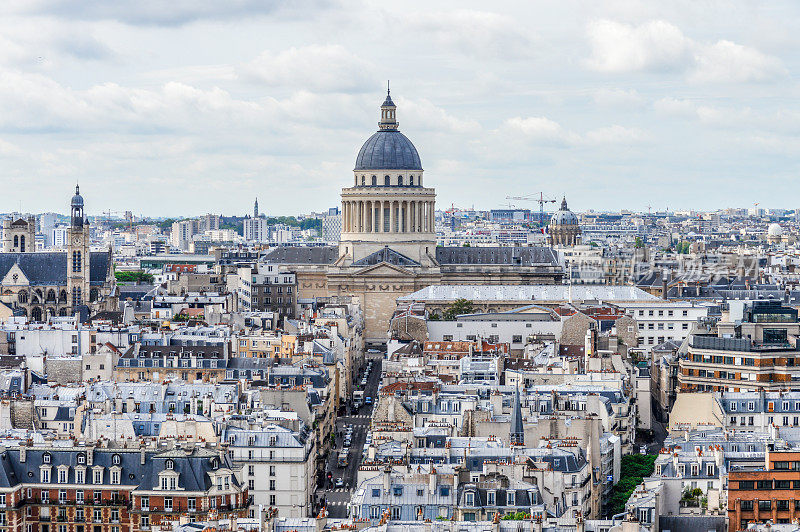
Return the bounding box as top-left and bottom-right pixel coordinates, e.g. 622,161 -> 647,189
45,357 -> 83,384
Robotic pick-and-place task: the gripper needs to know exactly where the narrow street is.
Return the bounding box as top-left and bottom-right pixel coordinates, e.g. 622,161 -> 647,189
317,355 -> 382,517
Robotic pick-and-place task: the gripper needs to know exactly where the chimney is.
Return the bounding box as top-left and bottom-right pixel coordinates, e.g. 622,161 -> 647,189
87,445 -> 94,466
19,443 -> 26,463
428,471 -> 437,494
140,449 -> 146,465
383,468 -> 390,494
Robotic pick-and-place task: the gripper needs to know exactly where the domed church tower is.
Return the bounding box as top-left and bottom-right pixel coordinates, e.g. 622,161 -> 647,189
338,87 -> 437,265
547,197 -> 581,246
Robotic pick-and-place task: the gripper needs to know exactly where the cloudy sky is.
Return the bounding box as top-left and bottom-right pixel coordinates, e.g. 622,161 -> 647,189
0,0 -> 798,218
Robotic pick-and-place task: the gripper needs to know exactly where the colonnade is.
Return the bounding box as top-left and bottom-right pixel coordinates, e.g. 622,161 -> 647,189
342,199 -> 435,234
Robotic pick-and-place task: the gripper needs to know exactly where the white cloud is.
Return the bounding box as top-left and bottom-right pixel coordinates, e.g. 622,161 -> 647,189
400,10 -> 537,58
585,125 -> 649,144
239,45 -> 375,93
690,40 -> 786,83
396,98 -> 481,135
501,116 -> 580,145
586,19 -> 785,83
593,88 -> 645,107
586,19 -> 691,73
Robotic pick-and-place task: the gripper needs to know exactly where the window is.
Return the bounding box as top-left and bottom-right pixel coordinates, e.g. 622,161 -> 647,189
72,251 -> 82,273
76,491 -> 84,504
465,492 -> 474,506
370,506 -> 380,518
164,497 -> 173,511
41,469 -> 50,483
141,516 -> 149,530
384,175 -> 390,186
188,498 -> 196,511
269,479 -> 276,491
76,470 -> 85,484
93,469 -> 102,484
58,469 -> 67,483
507,491 -> 515,506
372,488 -> 380,498
111,470 -> 119,485
141,496 -> 149,511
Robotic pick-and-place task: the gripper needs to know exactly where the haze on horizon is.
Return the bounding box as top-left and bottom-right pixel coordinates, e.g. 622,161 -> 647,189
0,0 -> 797,218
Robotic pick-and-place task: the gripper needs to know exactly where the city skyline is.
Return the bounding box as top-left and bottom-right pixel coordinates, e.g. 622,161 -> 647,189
0,1 -> 797,216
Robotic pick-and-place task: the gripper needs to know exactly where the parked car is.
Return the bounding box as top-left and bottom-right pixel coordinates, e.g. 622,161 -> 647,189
335,478 -> 344,488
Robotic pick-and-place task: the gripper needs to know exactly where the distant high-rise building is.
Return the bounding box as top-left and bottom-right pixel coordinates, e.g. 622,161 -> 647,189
254,198 -> 259,218
322,207 -> 341,243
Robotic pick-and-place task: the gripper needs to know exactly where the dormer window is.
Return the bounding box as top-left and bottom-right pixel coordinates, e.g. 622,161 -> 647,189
507,491 -> 515,506
43,453 -> 51,464
465,492 -> 474,506
112,454 -> 121,466
166,459 -> 174,470
77,454 -> 86,465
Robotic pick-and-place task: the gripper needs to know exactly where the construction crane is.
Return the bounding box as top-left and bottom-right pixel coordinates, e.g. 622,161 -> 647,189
506,193 -> 556,228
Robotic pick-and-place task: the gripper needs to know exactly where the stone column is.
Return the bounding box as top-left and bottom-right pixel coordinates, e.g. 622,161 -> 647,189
366,201 -> 372,233
360,201 -> 365,232
343,201 -> 349,232
389,200 -> 395,233
429,201 -> 435,232
380,201 -> 386,232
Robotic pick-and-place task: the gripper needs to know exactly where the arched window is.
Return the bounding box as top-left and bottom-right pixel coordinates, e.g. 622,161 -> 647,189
17,291 -> 27,304
112,454 -> 121,465
13,236 -> 18,248
72,287 -> 81,306
20,235 -> 25,252
43,452 -> 51,464
398,175 -> 403,186
58,290 -> 67,303
165,459 -> 174,470
361,175 -> 365,186
384,175 -> 390,186
371,175 -> 377,186
409,175 -> 414,186
90,288 -> 99,303
72,251 -> 81,273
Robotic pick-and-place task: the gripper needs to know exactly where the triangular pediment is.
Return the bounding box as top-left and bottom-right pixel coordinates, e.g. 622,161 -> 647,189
351,261 -> 416,277
1,263 -> 29,287
352,246 -> 421,268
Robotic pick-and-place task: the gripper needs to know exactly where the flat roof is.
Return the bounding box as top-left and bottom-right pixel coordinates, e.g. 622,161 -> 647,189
397,285 -> 660,303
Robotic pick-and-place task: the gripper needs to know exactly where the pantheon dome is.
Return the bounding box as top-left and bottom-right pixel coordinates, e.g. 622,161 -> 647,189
355,94 -> 422,171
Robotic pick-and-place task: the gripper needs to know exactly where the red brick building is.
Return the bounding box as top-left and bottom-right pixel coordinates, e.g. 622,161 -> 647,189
728,450 -> 800,531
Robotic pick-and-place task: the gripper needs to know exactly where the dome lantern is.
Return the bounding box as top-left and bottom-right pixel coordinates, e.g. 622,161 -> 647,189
379,81 -> 398,131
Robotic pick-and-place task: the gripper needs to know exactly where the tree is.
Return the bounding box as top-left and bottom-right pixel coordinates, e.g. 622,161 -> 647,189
634,237 -> 644,249
443,298 -> 475,320
115,271 -> 154,284
608,454 -> 656,516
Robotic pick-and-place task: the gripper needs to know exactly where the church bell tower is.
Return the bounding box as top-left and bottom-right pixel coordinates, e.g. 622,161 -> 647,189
67,185 -> 91,313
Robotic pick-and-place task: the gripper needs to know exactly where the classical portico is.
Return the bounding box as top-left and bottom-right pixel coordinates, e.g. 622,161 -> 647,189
338,91 -> 437,266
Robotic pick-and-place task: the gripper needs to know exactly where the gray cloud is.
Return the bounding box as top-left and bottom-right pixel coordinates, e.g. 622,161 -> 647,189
9,0 -> 334,26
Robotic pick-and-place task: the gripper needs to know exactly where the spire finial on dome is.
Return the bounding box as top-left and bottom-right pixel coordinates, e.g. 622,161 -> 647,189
561,196 -> 568,210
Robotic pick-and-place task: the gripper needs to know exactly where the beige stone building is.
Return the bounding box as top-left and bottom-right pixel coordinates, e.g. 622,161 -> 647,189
265,91 -> 563,343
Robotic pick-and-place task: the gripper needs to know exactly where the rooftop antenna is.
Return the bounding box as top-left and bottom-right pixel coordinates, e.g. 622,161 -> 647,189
387,80 -> 390,95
